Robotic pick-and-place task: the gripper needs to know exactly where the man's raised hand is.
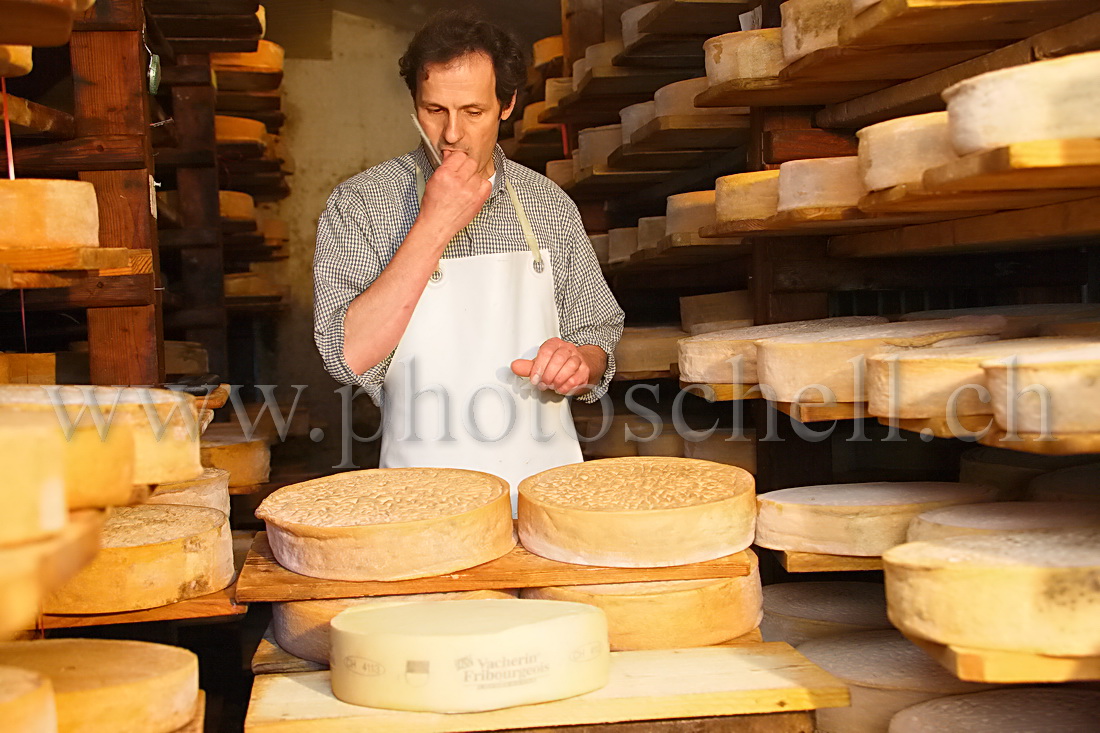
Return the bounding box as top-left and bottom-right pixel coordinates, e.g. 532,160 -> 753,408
418,150 -> 492,243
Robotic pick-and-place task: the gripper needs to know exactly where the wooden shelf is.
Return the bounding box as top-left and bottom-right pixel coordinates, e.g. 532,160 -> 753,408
1,95 -> 75,139
923,139 -> 1100,193
614,33 -> 706,69
701,207 -> 942,239
216,90 -> 281,113
978,429 -> 1100,456
236,532 -> 753,603
39,585 -> 246,629
622,232 -> 750,270
540,67 -> 696,125
770,548 -> 884,573
780,42 -> 994,85
774,401 -> 868,423
858,181 -> 1098,214
244,644 -> 846,733
906,634 -> 1100,684
695,77 -> 890,108
631,114 -> 752,151
680,382 -> 763,402
876,414 -> 993,440
607,145 -> 715,171
0,246 -> 131,273
566,165 -> 676,198
637,0 -> 757,37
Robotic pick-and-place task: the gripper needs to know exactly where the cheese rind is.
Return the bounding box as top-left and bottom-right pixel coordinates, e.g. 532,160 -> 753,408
588,233 -> 609,264
614,326 -> 686,373
666,190 -> 716,235
577,124 -> 622,170
147,468 -> 231,516
214,115 -> 267,144
620,100 -> 656,146
781,0 -> 852,63
218,190 -> 256,220
755,482 -> 999,556
518,457 -> 756,567
211,39 -> 285,72
1027,463 -> 1100,502
680,290 -> 752,335
0,665 -> 56,733
983,344 -> 1100,433
547,159 -> 575,189
857,112 -> 957,191
653,77 -> 747,118
200,434 -> 270,488
532,35 -> 563,67
761,582 -> 890,646
0,179 -> 99,249
329,599 -> 610,712
0,412 -> 66,546
900,303 -> 1100,339
621,2 -> 657,48
585,40 -> 623,68
777,156 -> 867,212
908,501 -> 1100,542
704,28 -> 785,85
887,688 -> 1100,733
0,45 -> 32,77
637,216 -> 666,250
607,227 -> 638,265
716,170 -> 780,221
545,76 -> 573,107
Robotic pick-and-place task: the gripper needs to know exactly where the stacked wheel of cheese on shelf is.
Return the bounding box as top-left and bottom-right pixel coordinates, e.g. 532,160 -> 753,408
888,688 -> 1100,732
547,159 -> 575,189
0,178 -> 99,250
608,226 -> 638,264
959,446 -> 1094,498
907,501 -> 1100,542
761,582 -> 891,646
146,467 -> 231,516
218,190 -> 256,221
679,289 -> 752,335
215,114 -> 269,150
683,428 -> 757,472
1027,462 -> 1100,502
777,156 -> 868,213
614,325 -> 686,374
587,232 -> 609,263
983,342 -> 1100,435
200,423 -> 271,488
620,2 -> 657,49
666,189 -> 717,236
576,123 -> 622,170
636,215 -> 666,251
544,76 -> 572,108
619,100 -> 655,146
211,39 -> 284,91
857,112 -> 959,192
653,77 -> 747,118
781,0 -> 852,63
704,28 -> 785,86
716,170 -> 781,222
900,303 -> 1100,338
0,44 -> 32,77
532,34 -> 563,69
0,0 -> 95,47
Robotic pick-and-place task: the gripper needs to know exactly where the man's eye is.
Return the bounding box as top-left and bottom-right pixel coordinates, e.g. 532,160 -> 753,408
468,110 -> 483,117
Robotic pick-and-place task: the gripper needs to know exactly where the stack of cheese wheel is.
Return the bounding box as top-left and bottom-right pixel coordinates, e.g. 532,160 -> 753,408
577,123 -> 622,170
857,112 -> 959,192
0,665 -> 56,732
884,530 -> 1100,662
666,190 -> 716,235
704,29 -> 784,85
780,0 -> 852,63
0,178 -> 99,250
777,156 -> 868,213
0,0 -> 88,47
620,100 -> 656,146
585,40 -> 623,69
755,482 -> 999,558
798,630 -> 994,733
679,290 -> 752,335
900,303 -> 1100,338
756,316 -> 1007,403
215,115 -> 268,149
0,639 -> 199,733
679,316 -> 886,386
653,77 -> 747,118
983,343 -> 1100,434
888,688 -> 1100,732
520,102 -> 553,139
200,423 -> 271,488
257,468 -> 514,580
273,590 -> 518,664
716,170 -> 780,222
907,501 -> 1100,541
547,159 -> 574,189
684,428 -> 757,473
944,51 -> 1100,156
761,582 -> 891,646
614,326 -> 686,373
532,34 -> 563,68
607,227 -> 638,264
960,447 -> 1094,499
146,467 -> 231,516
637,215 -> 666,250
587,232 -> 609,263
0,45 -> 32,77
620,2 -> 657,48
571,58 -> 588,90
210,39 -> 284,90
545,76 -> 572,107
219,190 -> 256,221
1027,463 -> 1100,502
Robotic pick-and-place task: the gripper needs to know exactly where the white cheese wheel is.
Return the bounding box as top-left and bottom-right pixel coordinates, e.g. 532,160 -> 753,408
218,190 -> 256,220
857,112 -> 958,192
761,582 -> 890,646
518,457 -> 756,567
329,599 -> 610,712
585,40 -> 623,68
614,326 -> 686,373
523,551 -> 761,650
621,2 -> 658,48
704,28 -> 785,85
689,319 -> 754,337
908,501 -> 1100,542
1027,463 -> 1100,502
756,482 -> 999,556
960,447 -> 1091,499
545,76 -> 573,107
572,58 -> 590,89
716,170 -> 781,221
273,590 -> 518,664
888,688 -> 1100,733
683,429 -> 757,473
0,666 -> 56,733
757,316 -> 1007,403
885,529 -> 1100,656
666,190 -> 716,235
200,434 -> 270,488
147,468 -> 231,516
214,114 -> 267,144
781,0 -> 852,63
653,77 -> 748,118
777,156 -> 867,212
0,179 -> 99,249
944,51 -> 1100,156
588,233 -> 609,264
0,45 -> 32,77
211,40 -> 284,72
256,468 -> 515,581
852,0 -> 883,12
0,412 -> 66,546
256,4 -> 266,37
983,343 -> 1100,433
607,227 -> 638,265
679,316 -> 887,385
577,123 -> 622,170
900,303 -> 1100,339
43,504 -> 234,614
620,100 -> 656,146
798,630 -> 994,733
637,215 -> 666,250
521,102 -> 553,135
533,35 -> 563,67
680,290 -> 752,334
546,159 -> 574,188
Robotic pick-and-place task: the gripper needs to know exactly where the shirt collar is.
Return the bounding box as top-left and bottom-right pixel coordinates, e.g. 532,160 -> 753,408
412,143 -> 508,199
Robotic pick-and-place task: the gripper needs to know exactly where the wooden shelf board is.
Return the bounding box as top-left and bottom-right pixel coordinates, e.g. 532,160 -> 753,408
614,33 -> 706,69
39,585 -> 246,629
0,246 -> 130,272
978,429 -> 1100,456
858,180 -> 1098,214
770,548 -> 884,573
236,532 -> 753,603
695,76 -> 891,108
217,140 -> 267,160
2,95 -> 75,139
216,90 -> 281,113
680,382 -> 762,402
638,0 -> 757,37
630,114 -> 752,151
566,165 -> 676,198
541,67 -> 696,125
625,232 -> 749,269
702,207 -> 941,238
876,414 -> 994,440
774,400 -> 868,423
607,144 -> 714,171
515,125 -> 562,146
244,643 -> 848,733
780,41 -> 995,84
906,634 -> 1100,684
923,139 -> 1100,193
212,68 -> 282,92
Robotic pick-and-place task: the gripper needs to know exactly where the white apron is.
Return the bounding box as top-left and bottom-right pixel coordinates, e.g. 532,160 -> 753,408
379,167 -> 583,511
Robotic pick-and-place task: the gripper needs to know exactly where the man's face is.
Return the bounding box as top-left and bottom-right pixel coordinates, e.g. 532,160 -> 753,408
415,51 -> 516,178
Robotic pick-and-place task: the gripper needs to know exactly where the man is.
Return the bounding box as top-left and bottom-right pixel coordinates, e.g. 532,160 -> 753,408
313,12 -> 624,502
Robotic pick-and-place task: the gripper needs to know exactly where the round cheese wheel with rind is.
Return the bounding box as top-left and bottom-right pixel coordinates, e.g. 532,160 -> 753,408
983,343 -> 1100,434
653,77 -> 747,118
887,688 -> 1100,733
0,639 -> 198,733
704,28 -> 784,85
755,482 -> 999,556
0,665 -> 56,733
521,102 -> 552,135
0,45 -> 32,77
857,112 -> 957,192
777,156 -> 867,212
43,504 -> 234,614
518,457 -> 756,567
532,35 -> 563,67
637,216 -> 666,250
1027,463 -> 1100,502
147,468 -> 231,516
0,412 -> 66,546
0,0 -> 76,47
257,468 -> 515,581
210,39 -> 284,72
621,2 -> 657,48
545,76 -> 572,107
883,529 -> 1100,656
961,447 -> 1092,499
781,0 -> 852,64
666,190 -> 716,235
716,170 -> 780,221
273,590 -> 518,664
0,179 -> 99,249
577,123 -> 622,170
523,550 -> 761,650
614,326 -> 684,373
200,434 -> 270,488
585,40 -> 623,68
908,501 -> 1100,542
587,232 -> 609,263
620,100 -> 655,146
762,581 -> 891,646
798,630 -> 994,733
548,158 -> 574,189
572,58 -> 589,90
215,115 -> 267,144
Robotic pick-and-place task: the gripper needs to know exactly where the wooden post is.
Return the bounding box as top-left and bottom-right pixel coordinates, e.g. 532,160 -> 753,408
562,0 -> 605,67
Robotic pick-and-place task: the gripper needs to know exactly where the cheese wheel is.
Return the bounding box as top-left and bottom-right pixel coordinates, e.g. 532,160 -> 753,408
666,189 -> 716,235
215,115 -> 267,144
256,4 -> 266,37
619,100 -> 655,146
679,316 -> 887,385
521,102 -> 552,135
518,457 -> 756,567
0,0 -> 75,47
688,319 -> 754,337
960,447 -> 1092,499
0,385 -> 201,485
756,482 -> 999,556
607,227 -> 637,265
704,29 -> 785,85
944,51 -> 1100,156
885,529 -> 1100,656
210,40 -> 285,72
1027,463 -> 1100,502
588,232 -> 609,264
983,343 -> 1100,433
757,316 -> 1007,403
0,45 -> 32,77
273,590 -> 518,664
257,468 -> 514,581
523,551 -> 761,650
0,412 -> 66,546
614,326 -> 685,373
577,124 -> 622,170
781,0 -> 852,63
777,156 -> 867,212
0,666 -> 56,733
258,218 -> 288,242
572,58 -> 590,90
532,35 -> 563,67
0,639 -> 198,733
908,501 -> 1100,542
653,77 -> 748,118
0,180 -> 99,249
200,433 -> 270,488
585,40 -> 623,68
888,688 -> 1100,733
147,468 -> 231,516
43,504 -> 234,614
857,112 -> 958,192
621,2 -> 657,48
900,303 -> 1100,339
716,170 -> 780,221
761,582 -> 890,646
683,429 -> 757,473
798,630 -> 993,733
545,76 -> 572,107
680,290 -> 752,335
852,0 -> 883,11
637,215 -> 666,250
218,190 -> 256,221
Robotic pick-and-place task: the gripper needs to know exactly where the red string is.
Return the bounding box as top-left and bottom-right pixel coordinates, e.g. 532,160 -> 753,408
20,288 -> 28,352
1,77 -> 13,180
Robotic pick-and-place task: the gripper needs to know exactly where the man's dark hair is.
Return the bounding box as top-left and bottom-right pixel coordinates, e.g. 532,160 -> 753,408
399,11 -> 526,109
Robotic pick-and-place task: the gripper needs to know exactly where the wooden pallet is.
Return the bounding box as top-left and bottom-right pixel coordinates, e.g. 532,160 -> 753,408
244,644 -> 847,733
614,33 -> 706,69
858,181 -> 1098,214
680,382 -> 763,403
630,115 -> 752,151
923,139 -> 1100,193
695,77 -> 890,108
906,634 -> 1100,684
39,585 -> 246,629
774,400 -> 868,424
771,549 -> 884,573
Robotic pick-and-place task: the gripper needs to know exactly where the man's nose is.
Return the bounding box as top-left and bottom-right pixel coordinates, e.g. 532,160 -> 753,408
442,113 -> 462,145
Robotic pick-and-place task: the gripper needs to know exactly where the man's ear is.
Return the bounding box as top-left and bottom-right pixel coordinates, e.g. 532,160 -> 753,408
500,91 -> 517,121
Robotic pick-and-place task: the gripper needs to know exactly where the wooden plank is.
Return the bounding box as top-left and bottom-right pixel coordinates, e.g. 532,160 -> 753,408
702,207 -> 943,238
214,69 -> 283,92
773,549 -> 884,573
168,37 -> 261,55
217,90 -> 282,112
695,77 -> 891,108
155,13 -> 263,39
614,33 -> 706,69
243,644 -> 849,732
2,95 -> 75,139
577,66 -> 698,98
630,114 -> 752,151
638,0 -> 756,36
613,370 -> 675,382
607,145 -> 716,171
0,247 -> 130,272
878,414 -> 996,440
148,0 -> 259,14
773,401 -> 868,423
906,635 -> 1100,684
923,139 -> 1100,193
236,532 -> 753,603
511,711 -> 815,733
979,429 -> 1100,456
4,273 -> 155,308
858,181 -> 1099,214
39,585 -> 246,629
780,41 -> 996,84
0,134 -> 146,173
566,165 -> 677,198
680,382 -> 763,402
627,232 -> 749,268
762,129 -> 857,165
75,0 -> 143,30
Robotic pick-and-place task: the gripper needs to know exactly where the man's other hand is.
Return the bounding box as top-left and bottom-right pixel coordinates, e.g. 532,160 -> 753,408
511,338 -> 598,397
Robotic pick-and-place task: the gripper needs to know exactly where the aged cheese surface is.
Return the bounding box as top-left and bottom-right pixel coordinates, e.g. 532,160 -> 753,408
545,76 -> 573,107
546,159 -> 574,189
704,28 -> 785,85
200,433 -> 270,487
218,190 -> 256,220
211,39 -> 284,72
147,467 -> 231,516
214,115 -> 267,144
716,170 -> 781,222
683,429 -> 757,473
944,51 -> 1100,155
0,639 -> 198,733
620,100 -> 656,145
900,303 -> 1100,339
585,40 -> 623,68
0,45 -> 32,77
777,156 -> 867,212
654,77 -> 748,118
0,665 -> 56,733
884,529 -> 1100,656
680,290 -> 752,334
329,599 -> 610,712
666,190 -> 716,235
520,102 -> 552,135
621,2 -> 657,48
256,468 -> 515,581
0,412 -> 66,546
637,215 -> 667,250
755,482 -> 999,556
960,447 -> 1090,499
799,630 -> 992,733
761,581 -> 891,646
1042,316 -> 1100,338
614,326 -> 685,373
532,35 -> 563,67
0,179 -> 99,249
523,551 -> 761,650
518,457 -> 756,567
587,232 -> 609,264
983,343 -> 1100,433
908,501 -> 1100,542
43,504 -> 234,614
857,112 -> 958,191
888,688 -> 1100,733
781,0 -> 852,63
608,227 -> 638,265
1027,463 -> 1100,502
572,58 -> 590,90
273,590 -> 518,664
577,123 -> 622,170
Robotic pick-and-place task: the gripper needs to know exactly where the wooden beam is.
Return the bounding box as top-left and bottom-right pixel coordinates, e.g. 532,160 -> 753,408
562,0 -> 605,67
0,135 -> 145,173
762,129 -> 857,164
146,0 -> 259,15
5,274 -> 156,309
1,95 -> 75,139
75,0 -> 144,30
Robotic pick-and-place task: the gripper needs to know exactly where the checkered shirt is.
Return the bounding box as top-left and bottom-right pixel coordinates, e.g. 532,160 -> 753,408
314,144 -> 625,407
